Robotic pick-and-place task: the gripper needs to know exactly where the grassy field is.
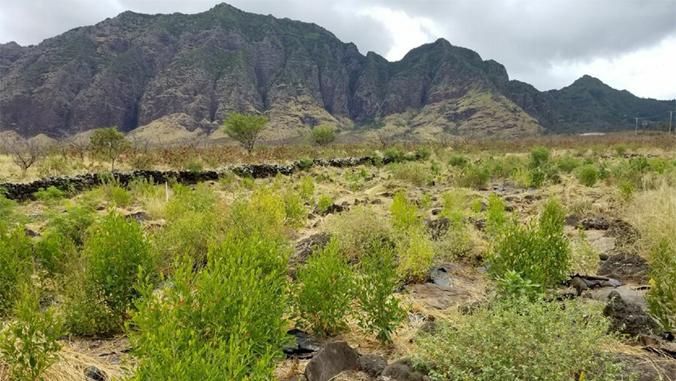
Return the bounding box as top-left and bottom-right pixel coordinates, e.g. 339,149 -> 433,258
0,134 -> 675,380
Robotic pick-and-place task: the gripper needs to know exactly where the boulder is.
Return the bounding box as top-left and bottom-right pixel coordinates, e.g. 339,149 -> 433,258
381,358 -> 428,381
603,291 -> 659,337
359,354 -> 387,377
84,366 -> 108,381
305,341 -> 360,381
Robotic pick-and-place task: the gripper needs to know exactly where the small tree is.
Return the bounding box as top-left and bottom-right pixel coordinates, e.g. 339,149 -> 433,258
223,113 -> 268,154
90,127 -> 129,171
311,125 -> 336,146
4,140 -> 42,178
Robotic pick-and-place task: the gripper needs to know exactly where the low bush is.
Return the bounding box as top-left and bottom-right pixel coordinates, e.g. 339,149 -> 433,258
0,228 -> 33,315
295,239 -> 354,336
316,194 -> 334,214
33,230 -> 78,275
298,176 -> 315,202
576,164 -> 599,187
34,186 -> 67,203
311,125 -> 337,146
488,199 -> 570,290
556,155 -> 582,173
390,162 -> 431,187
448,154 -> 469,168
0,281 -> 63,381
416,298 -> 627,381
390,191 -> 421,232
456,163 -> 490,189
356,239 -> 404,342
65,212 -> 155,336
154,210 -> 219,269
328,206 -> 393,260
129,225 -> 289,379
283,191 -> 307,227
397,230 -> 435,282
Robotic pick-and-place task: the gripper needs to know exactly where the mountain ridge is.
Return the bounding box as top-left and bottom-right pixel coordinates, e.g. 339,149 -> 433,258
0,3 -> 672,140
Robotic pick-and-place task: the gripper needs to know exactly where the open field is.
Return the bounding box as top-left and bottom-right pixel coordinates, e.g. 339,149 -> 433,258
0,135 -> 675,381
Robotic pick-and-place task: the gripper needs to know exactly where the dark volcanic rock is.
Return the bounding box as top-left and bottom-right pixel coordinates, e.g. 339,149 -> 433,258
603,291 -> 660,337
84,366 -> 108,381
305,341 -> 360,381
283,329 -> 322,359
381,358 -> 428,381
358,354 -> 387,377
598,252 -> 650,283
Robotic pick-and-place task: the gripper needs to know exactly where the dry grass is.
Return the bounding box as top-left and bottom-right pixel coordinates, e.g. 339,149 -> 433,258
626,183 -> 676,254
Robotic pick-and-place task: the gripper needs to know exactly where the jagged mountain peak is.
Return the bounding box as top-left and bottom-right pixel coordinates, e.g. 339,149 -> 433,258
0,4 -> 671,139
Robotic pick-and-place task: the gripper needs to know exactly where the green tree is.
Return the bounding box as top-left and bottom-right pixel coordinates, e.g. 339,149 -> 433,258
311,125 -> 336,146
223,113 -> 268,154
90,127 -> 129,171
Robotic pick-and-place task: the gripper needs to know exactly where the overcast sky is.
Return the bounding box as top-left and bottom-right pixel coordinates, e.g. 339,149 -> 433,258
1,0 -> 675,99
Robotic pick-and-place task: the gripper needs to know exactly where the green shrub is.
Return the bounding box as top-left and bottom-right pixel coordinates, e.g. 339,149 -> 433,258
0,228 -> 32,315
448,154 -> 469,168
488,199 -> 570,290
0,281 -> 63,381
102,183 -> 132,207
646,240 -> 676,332
316,194 -> 334,214
298,176 -> 315,202
328,206 -> 393,260
311,124 -> 337,146
416,298 -> 626,381
66,212 -> 155,336
576,164 -> 599,187
154,210 -> 219,269
457,164 -> 490,189
33,231 -> 77,275
384,148 -> 405,163
43,203 -> 95,246
556,155 -> 582,173
283,191 -> 307,227
34,186 -> 66,203
390,162 -> 431,186
485,193 -> 507,236
397,230 -> 435,282
495,270 -> 542,301
165,183 -> 217,221
530,146 -> 551,168
356,239 -> 404,342
295,239 -> 354,336
182,158 -> 203,173
129,225 -> 288,380
390,191 -> 421,232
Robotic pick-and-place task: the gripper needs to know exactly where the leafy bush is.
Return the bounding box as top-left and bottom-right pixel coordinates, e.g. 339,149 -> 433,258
448,154 -> 469,168
66,212 -> 155,336
311,125 -> 337,146
383,148 -> 405,163
129,224 -> 288,380
488,199 -> 570,290
298,176 -> 315,202
485,193 -> 507,236
457,163 -> 490,189
390,191 -> 421,232
495,270 -> 542,300
556,155 -> 582,173
328,206 -> 393,260
316,194 -> 334,214
416,298 -> 627,381
43,203 -> 95,246
397,230 -> 435,282
356,239 -> 404,342
0,228 -> 32,315
646,240 -> 676,331
295,239 -> 354,336
530,146 -> 551,168
283,191 -> 307,227
34,186 -> 66,203
154,210 -> 219,269
0,282 -> 63,381
576,164 -> 599,187
33,230 -> 77,275
390,162 -> 431,186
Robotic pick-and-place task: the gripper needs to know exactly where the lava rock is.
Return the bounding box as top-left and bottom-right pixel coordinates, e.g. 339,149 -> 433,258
84,366 -> 108,381
305,341 -> 360,381
283,329 -> 322,359
359,354 -> 387,377
381,358 -> 428,381
603,291 -> 659,337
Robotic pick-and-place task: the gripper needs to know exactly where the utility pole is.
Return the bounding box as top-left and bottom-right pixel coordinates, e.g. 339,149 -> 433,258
635,117 -> 639,135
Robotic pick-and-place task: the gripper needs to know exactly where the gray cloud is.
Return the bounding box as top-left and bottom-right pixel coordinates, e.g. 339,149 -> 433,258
1,0 -> 675,97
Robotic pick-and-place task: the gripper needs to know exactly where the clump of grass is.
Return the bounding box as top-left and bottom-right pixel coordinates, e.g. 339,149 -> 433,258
390,162 -> 431,187
327,206 -> 392,260
576,164 -> 599,187
0,228 -> 32,315
316,194 -> 334,215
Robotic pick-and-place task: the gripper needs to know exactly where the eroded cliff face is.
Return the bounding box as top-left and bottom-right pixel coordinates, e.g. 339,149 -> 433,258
2,3 -> 666,140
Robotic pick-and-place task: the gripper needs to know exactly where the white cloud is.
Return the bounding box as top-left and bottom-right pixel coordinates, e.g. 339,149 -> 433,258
356,6 -> 442,60
547,35 -> 676,99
